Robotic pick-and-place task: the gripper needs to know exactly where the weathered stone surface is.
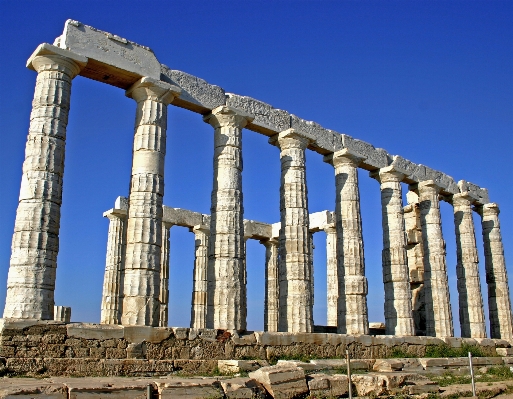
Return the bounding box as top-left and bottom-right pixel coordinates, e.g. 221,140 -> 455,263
219,377 -> 266,399
497,348 -> 513,356
161,68 -> 226,113
156,377 -> 223,399
276,360 -> 319,371
227,94 -> 290,136
290,115 -> 340,155
248,365 -> 309,399
373,358 -> 405,372
340,134 -> 390,170
307,373 -> 349,397
56,20 -> 160,89
459,180 -> 490,205
64,378 -> 154,399
0,379 -> 67,398
218,360 -> 261,373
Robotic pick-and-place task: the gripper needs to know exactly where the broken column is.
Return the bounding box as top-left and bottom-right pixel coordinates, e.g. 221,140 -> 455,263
416,180 -> 454,337
263,238 -> 279,332
159,222 -> 172,327
4,44 -> 87,319
324,223 -> 338,327
477,203 -> 513,339
324,149 -> 369,335
100,203 -> 127,325
204,106 -> 253,330
452,193 -> 486,338
372,166 -> 415,336
121,77 -> 180,326
271,128 -> 315,333
190,224 -> 209,329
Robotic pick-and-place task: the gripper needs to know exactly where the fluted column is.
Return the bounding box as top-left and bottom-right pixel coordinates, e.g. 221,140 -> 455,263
263,239 -> 279,332
271,129 -> 315,333
4,44 -> 87,319
371,166 -> 415,335
121,77 -> 180,326
158,222 -> 172,327
324,149 -> 368,335
452,194 -> 486,338
204,106 -> 253,330
417,180 -> 454,337
100,208 -> 127,324
324,224 -> 338,327
191,224 -> 210,329
477,203 -> 513,339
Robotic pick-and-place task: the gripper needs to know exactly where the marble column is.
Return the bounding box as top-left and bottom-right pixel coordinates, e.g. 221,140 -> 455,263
159,222 -> 172,327
203,106 -> 253,331
404,191 -> 426,336
324,224 -> 338,327
191,224 -> 210,329
371,166 -> 415,336
263,239 -> 279,332
271,128 -> 315,333
4,45 -> 87,319
417,180 -> 454,337
452,193 -> 486,338
100,207 -> 127,324
324,149 -> 368,335
477,203 -> 513,339
121,77 -> 180,326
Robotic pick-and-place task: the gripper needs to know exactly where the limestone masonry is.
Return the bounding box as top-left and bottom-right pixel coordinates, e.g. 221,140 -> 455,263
2,19 -> 513,362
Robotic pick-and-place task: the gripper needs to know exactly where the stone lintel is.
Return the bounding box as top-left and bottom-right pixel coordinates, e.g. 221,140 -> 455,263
290,115 -> 339,154
27,43 -> 88,72
458,180 -> 490,205
309,211 -> 335,233
190,224 -> 210,234
244,220 -> 273,240
114,196 -> 128,210
54,19 -> 161,89
323,147 -> 365,167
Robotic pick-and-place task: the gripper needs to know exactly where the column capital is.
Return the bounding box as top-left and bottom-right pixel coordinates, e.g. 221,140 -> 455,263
323,148 -> 364,168
417,179 -> 444,200
203,105 -> 254,129
269,128 -> 316,149
126,77 -> 181,105
260,238 -> 279,247
27,43 -> 88,78
162,221 -> 174,230
103,208 -> 128,220
369,165 -> 406,183
451,192 -> 474,207
475,202 -> 500,217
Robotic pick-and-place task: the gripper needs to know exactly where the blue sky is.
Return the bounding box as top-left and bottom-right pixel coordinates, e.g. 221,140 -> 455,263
0,1 -> 511,335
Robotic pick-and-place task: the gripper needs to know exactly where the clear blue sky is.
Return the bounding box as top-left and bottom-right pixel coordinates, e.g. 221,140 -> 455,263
0,1 -> 511,335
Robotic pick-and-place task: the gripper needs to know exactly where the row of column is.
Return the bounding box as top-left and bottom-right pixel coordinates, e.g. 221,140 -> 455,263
5,48 -> 513,340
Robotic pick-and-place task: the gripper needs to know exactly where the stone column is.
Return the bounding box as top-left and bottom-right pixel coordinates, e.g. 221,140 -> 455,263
4,44 -> 87,319
477,203 -> 513,339
190,224 -> 210,329
404,191 -> 426,336
324,224 -> 338,327
417,180 -> 454,337
371,166 -> 415,336
100,207 -> 127,325
324,149 -> 368,335
263,239 -> 279,332
159,222 -> 172,327
204,106 -> 253,331
271,128 -> 315,333
121,77 -> 180,326
452,194 -> 486,338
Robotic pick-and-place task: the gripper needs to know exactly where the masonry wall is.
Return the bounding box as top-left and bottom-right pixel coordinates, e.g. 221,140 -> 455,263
0,320 -> 508,377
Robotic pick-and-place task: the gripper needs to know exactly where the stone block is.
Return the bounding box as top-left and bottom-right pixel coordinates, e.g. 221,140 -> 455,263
226,94 -> 290,135
405,382 -> 439,395
65,378 -> 154,399
291,115 -> 340,154
248,365 -> 309,399
161,68 -> 226,113
351,374 -> 388,397
340,134 -> 390,170
124,326 -> 171,343
55,20 -> 160,88
67,323 -> 124,340
219,377 -> 266,399
218,360 -> 261,374
419,358 -> 448,368
458,180 -> 490,204
0,378 -> 67,398
163,207 -> 203,228
244,221 -> 272,240
497,348 -> 513,356
373,359 -> 404,372
307,373 -> 349,397
276,360 -> 319,371
157,377 -> 223,399
471,357 -> 503,366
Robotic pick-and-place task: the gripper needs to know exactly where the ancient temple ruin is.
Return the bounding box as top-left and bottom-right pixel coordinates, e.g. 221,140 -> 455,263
4,20 -> 512,342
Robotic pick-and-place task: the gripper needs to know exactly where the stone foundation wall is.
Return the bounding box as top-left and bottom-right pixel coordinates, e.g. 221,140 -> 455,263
0,320 -> 510,377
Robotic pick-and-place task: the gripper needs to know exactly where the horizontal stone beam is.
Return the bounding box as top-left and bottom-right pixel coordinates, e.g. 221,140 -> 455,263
53,20 -> 490,204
